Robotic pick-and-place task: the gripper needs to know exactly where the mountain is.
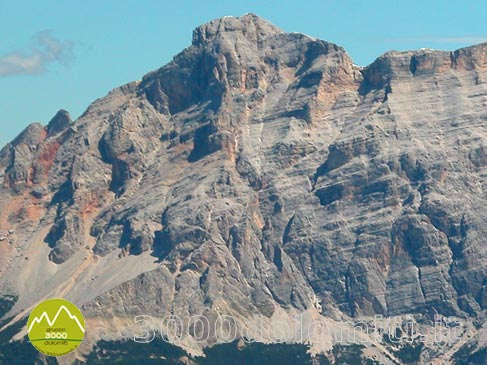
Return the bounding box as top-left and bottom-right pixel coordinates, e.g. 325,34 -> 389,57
27,305 -> 84,336
1,13 -> 487,364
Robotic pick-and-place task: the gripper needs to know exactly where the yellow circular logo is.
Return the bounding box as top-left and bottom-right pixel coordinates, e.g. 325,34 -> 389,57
27,298 -> 85,357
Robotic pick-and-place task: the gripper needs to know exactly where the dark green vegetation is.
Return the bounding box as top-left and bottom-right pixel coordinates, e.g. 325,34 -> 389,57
331,344 -> 381,365
453,343 -> 487,365
381,330 -> 424,364
0,296 -> 52,365
0,295 -> 17,319
0,334 -> 399,365
74,339 -> 375,365
0,318 -> 419,365
78,339 -> 325,365
0,295 -> 57,365
197,341 -> 320,365
0,318 -> 57,365
394,342 -> 423,364
74,338 -> 189,365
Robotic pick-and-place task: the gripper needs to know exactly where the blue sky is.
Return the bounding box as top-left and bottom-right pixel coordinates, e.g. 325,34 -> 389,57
1,0 -> 486,147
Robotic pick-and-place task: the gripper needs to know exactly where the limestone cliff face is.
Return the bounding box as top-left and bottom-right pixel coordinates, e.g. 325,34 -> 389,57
1,14 -> 487,364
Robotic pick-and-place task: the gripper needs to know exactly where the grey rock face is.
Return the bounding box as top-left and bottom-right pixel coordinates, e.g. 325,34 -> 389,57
1,13 -> 487,364
1,122 -> 46,188
46,109 -> 72,137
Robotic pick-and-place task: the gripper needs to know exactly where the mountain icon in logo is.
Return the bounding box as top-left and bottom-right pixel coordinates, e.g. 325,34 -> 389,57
27,298 -> 85,357
28,304 -> 85,334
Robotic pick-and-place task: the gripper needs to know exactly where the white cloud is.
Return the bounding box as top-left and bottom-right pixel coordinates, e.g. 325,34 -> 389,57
420,36 -> 487,44
0,30 -> 74,77
388,36 -> 487,45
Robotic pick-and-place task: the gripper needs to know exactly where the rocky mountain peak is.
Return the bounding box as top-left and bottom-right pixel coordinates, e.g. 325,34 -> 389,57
453,41 -> 487,70
360,42 -> 487,94
10,122 -> 46,148
191,13 -> 283,47
46,109 -> 72,137
141,14 -> 354,117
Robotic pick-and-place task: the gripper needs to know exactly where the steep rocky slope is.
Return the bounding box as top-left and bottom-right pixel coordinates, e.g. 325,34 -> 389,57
1,14 -> 487,364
